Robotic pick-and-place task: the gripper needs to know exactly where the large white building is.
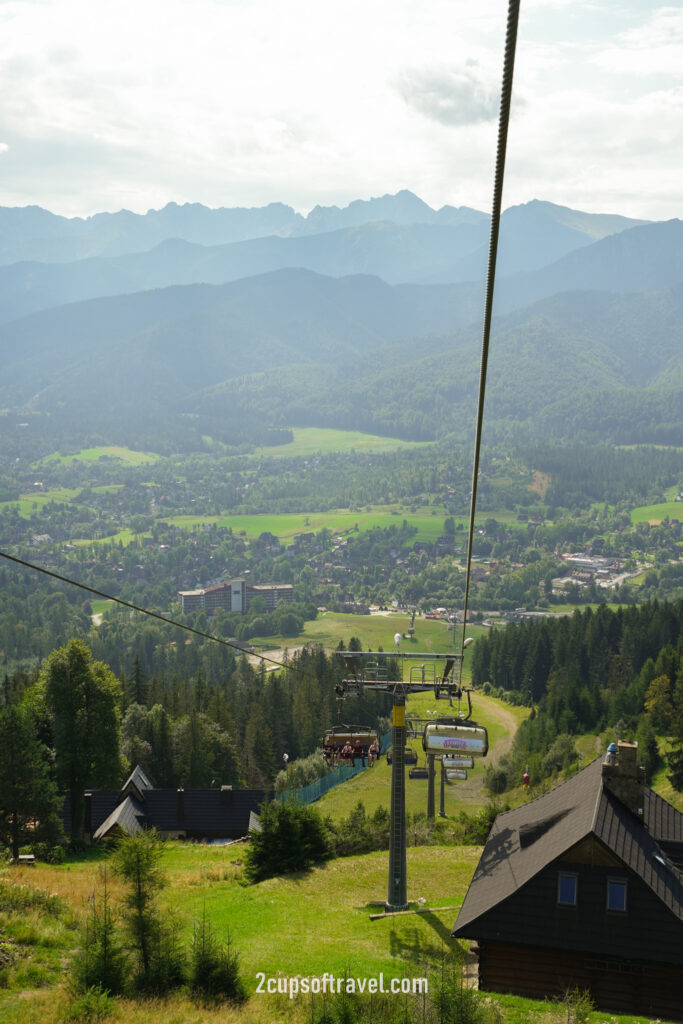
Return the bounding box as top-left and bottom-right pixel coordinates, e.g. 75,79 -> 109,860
178,577 -> 293,614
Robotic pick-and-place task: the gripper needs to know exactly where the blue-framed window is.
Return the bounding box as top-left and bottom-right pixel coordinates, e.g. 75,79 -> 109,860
557,872 -> 578,906
607,878 -> 627,912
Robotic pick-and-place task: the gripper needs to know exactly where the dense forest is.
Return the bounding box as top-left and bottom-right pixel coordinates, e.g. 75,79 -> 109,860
471,600 -> 683,792
1,638 -> 391,797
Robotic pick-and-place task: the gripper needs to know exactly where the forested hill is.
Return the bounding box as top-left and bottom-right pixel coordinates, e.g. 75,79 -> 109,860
0,192 -> 678,452
1,277 -> 681,449
471,601 -> 683,793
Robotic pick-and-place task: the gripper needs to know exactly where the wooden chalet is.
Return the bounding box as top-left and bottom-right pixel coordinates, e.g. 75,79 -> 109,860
62,765 -> 265,843
452,741 -> 683,1020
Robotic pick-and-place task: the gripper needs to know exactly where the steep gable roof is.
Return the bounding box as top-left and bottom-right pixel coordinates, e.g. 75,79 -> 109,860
453,753 -> 683,937
117,764 -> 153,804
93,794 -> 145,840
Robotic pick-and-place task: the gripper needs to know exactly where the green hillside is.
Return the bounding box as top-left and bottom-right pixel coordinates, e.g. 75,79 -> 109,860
1,840 -> 672,1024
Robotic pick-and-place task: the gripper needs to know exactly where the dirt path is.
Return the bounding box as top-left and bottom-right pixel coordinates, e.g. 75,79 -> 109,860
246,645 -> 304,670
434,692 -> 523,806
476,693 -> 521,763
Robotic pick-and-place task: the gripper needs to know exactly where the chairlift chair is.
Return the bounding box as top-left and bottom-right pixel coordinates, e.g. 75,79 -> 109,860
422,720 -> 489,757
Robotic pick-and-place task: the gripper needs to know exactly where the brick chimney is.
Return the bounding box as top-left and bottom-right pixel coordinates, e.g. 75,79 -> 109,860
602,740 -> 645,816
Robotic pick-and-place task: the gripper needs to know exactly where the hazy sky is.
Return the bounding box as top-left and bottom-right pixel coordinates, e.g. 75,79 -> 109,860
1,0 -> 681,220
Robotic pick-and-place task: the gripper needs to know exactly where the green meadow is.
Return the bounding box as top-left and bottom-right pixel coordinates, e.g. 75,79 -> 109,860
72,528 -> 143,548
254,426 -> 434,458
0,818 -> 668,1024
631,500 -> 682,524
37,445 -> 159,466
160,507 -> 458,545
0,488 -> 83,518
258,610 -> 472,653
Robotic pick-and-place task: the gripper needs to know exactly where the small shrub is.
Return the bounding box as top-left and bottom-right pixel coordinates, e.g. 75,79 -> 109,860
244,801 -> 331,882
189,906 -> 245,1002
32,842 -> 66,864
61,986 -> 118,1023
0,879 -> 66,918
556,986 -> 595,1024
73,869 -> 126,996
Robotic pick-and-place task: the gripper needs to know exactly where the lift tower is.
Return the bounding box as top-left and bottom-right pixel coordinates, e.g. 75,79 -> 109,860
337,649 -> 487,911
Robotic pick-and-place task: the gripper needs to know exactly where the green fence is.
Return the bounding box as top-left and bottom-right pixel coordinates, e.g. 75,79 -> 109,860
278,730 -> 392,806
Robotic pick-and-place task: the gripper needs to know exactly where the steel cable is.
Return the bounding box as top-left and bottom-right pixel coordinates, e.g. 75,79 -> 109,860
459,0 -> 522,662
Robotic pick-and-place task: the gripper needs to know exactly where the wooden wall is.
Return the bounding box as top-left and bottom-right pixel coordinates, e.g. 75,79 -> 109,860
478,941 -> 683,1021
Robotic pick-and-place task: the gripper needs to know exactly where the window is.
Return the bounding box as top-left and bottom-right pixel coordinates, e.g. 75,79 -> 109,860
557,872 -> 578,906
607,878 -> 627,912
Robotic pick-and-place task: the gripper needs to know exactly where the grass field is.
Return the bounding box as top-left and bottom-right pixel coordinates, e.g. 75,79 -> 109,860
631,500 -> 683,524
72,528 -> 144,548
253,427 -> 434,458
37,445 -> 159,466
0,487 -> 84,518
259,611 -> 476,654
159,507 -> 460,545
1,839 -> 671,1024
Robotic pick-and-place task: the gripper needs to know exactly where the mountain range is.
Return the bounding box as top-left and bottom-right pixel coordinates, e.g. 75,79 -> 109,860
0,191 -> 679,449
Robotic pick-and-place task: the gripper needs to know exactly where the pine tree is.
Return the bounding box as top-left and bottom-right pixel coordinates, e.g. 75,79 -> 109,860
0,704 -> 63,859
42,639 -> 124,841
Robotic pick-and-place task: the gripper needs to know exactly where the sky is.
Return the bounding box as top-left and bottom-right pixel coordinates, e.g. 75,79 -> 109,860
0,0 -> 681,221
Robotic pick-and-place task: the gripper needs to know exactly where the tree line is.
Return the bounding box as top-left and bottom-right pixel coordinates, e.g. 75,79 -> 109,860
0,636 -> 390,855
471,599 -> 683,793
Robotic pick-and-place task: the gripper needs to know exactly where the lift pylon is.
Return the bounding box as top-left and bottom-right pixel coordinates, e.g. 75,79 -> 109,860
337,647 -> 486,911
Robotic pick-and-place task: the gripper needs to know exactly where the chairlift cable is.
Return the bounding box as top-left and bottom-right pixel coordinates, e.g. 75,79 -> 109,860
459,0 -> 521,667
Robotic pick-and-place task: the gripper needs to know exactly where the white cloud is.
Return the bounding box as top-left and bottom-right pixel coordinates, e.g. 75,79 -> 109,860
0,0 -> 680,219
594,6 -> 683,77
396,63 -> 500,126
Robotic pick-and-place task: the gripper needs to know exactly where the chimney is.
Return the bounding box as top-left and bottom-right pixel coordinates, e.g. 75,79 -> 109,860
220,785 -> 233,805
602,740 -> 645,816
84,792 -> 92,836
176,788 -> 185,821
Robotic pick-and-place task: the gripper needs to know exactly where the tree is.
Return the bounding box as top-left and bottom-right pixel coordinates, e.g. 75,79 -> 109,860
42,639 -> 124,841
112,830 -> 184,991
644,675 -> 674,734
74,867 -> 126,995
0,704 -> 63,859
244,801 -> 331,882
189,904 -> 245,1001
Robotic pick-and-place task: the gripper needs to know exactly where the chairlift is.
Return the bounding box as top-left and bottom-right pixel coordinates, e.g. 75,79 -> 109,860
409,762 -> 430,780
322,724 -> 379,766
442,756 -> 474,769
386,747 -> 418,766
422,721 -> 488,757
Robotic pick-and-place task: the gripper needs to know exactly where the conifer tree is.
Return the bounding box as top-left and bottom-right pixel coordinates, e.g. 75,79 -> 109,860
0,704 -> 63,859
42,638 -> 124,841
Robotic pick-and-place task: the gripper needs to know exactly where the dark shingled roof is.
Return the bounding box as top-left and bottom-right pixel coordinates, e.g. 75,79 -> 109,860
453,754 -> 683,937
118,764 -> 153,803
93,794 -> 145,840
62,767 -> 265,841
